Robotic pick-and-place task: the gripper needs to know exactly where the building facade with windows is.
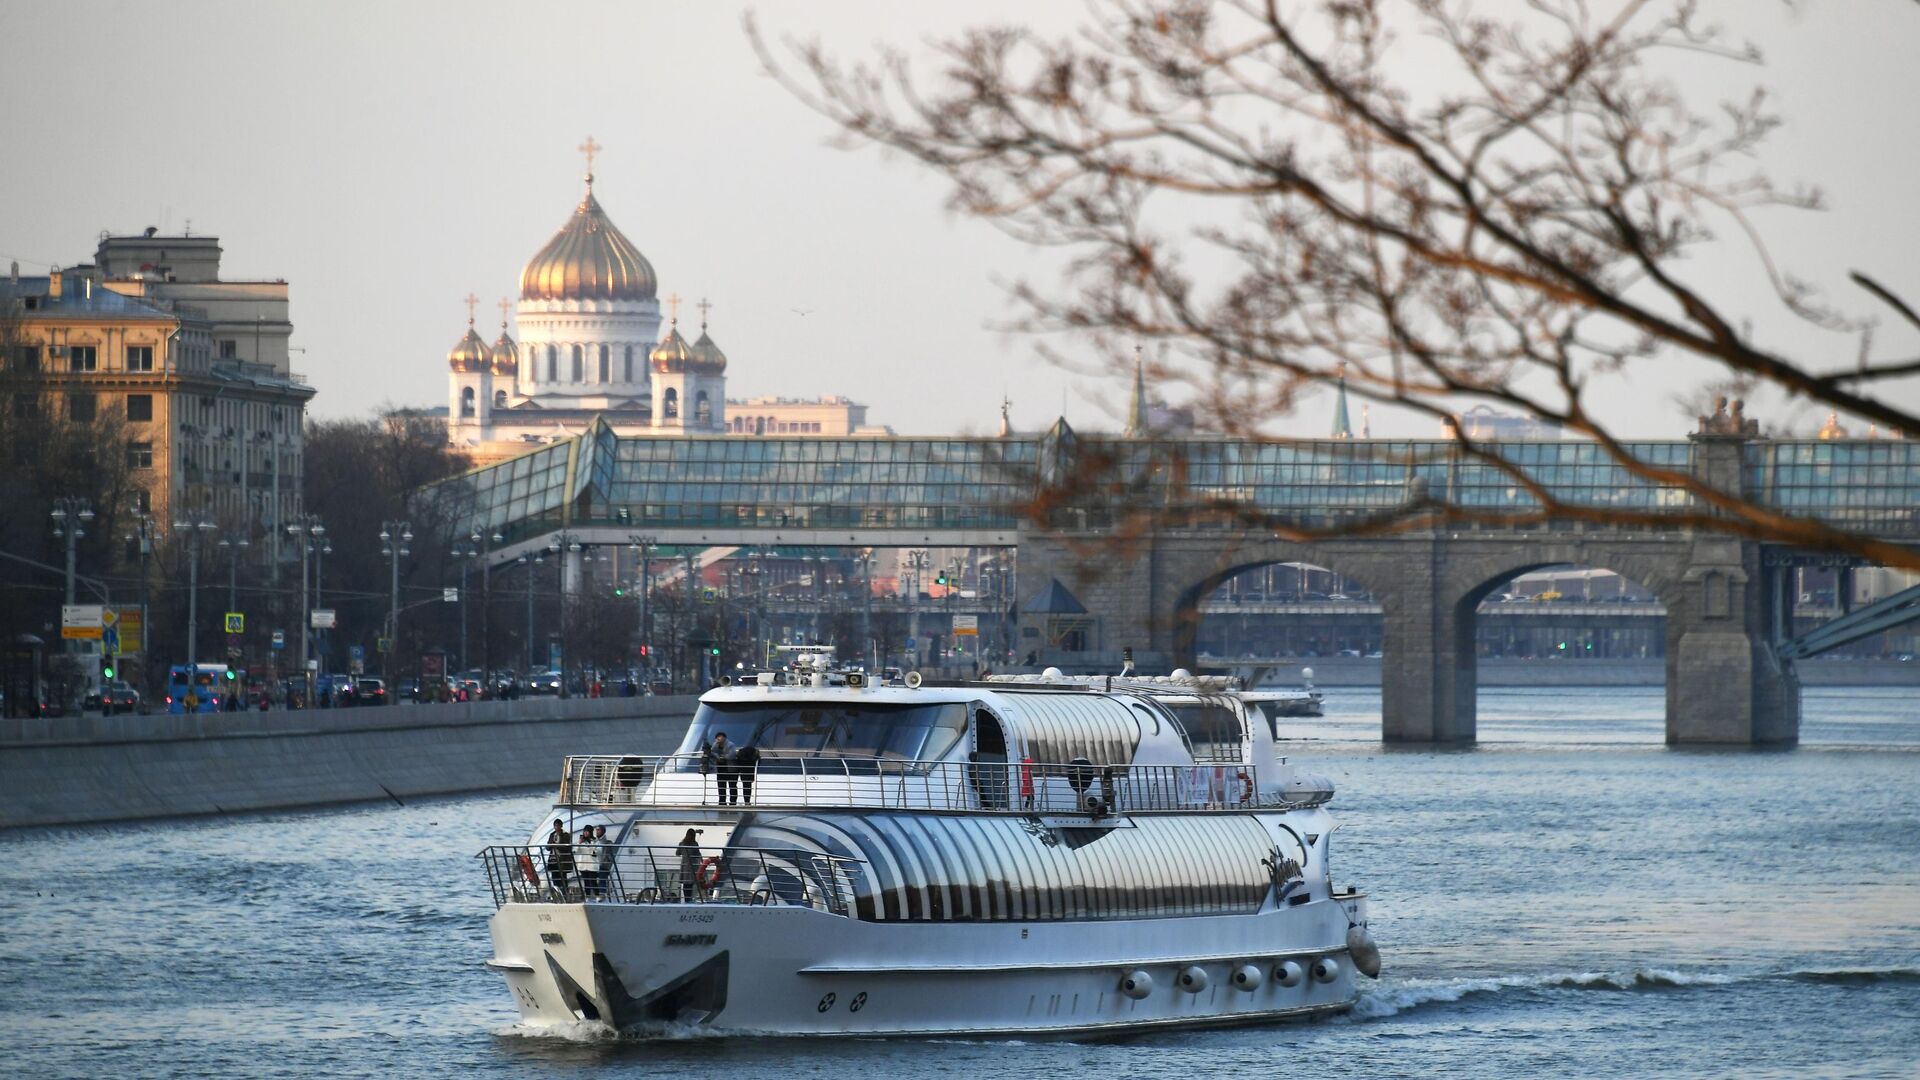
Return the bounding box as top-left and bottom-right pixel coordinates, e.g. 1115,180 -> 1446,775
0,239 -> 312,535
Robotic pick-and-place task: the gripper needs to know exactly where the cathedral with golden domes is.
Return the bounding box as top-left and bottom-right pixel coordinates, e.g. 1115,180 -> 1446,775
445,139 -> 887,463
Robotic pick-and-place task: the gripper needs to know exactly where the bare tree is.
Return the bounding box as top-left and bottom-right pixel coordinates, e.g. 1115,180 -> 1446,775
754,1 -> 1919,568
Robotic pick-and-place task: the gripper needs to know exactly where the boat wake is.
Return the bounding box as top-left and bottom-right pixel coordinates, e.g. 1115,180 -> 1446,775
1350,964 -> 1918,1020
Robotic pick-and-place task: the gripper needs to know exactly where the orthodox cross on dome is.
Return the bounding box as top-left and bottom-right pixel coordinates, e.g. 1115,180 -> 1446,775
463,292 -> 479,327
666,292 -> 682,326
578,135 -> 602,185
497,297 -> 511,329
696,296 -> 713,330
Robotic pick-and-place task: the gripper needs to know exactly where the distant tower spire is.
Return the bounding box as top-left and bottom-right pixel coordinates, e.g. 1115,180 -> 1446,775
463,292 -> 479,327
578,135 -> 602,189
1361,403 -> 1372,439
497,297 -> 511,330
1330,363 -> 1354,439
667,292 -> 682,327
1125,345 -> 1150,438
696,296 -> 713,331
998,394 -> 1012,438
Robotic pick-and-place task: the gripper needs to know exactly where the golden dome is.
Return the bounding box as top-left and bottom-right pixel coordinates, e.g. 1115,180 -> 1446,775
650,325 -> 696,373
1817,410 -> 1848,440
519,184 -> 657,303
689,328 -> 727,373
448,326 -> 490,373
490,325 -> 518,377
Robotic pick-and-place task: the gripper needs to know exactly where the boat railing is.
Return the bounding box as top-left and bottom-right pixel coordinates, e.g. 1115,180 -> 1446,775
477,843 -> 866,915
556,754 -> 1277,814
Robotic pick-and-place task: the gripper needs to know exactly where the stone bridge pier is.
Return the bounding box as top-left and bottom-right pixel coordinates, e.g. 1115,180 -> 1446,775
1016,527 -> 1800,745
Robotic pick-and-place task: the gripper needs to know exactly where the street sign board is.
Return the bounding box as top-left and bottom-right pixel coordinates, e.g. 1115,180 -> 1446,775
111,607 -> 142,653
61,604 -> 104,639
443,587 -> 459,603
224,612 -> 245,634
271,630 -> 285,650
952,615 -> 979,637
310,609 -> 337,629
101,625 -> 120,655
227,645 -> 242,660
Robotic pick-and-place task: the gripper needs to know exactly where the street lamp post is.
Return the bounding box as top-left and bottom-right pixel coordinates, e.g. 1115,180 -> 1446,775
450,539 -> 477,674
50,498 -> 96,697
630,534 -> 657,676
125,506 -> 159,689
172,510 -> 217,673
557,535 -> 579,699
905,549 -> 929,669
285,516 -> 326,704
855,548 -> 874,669
216,530 -> 251,671
474,529 -> 502,685
379,520 -> 413,696
49,497 -> 95,609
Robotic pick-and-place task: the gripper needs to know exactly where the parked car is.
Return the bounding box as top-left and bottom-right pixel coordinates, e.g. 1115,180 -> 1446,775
85,680 -> 142,714
350,677 -> 388,705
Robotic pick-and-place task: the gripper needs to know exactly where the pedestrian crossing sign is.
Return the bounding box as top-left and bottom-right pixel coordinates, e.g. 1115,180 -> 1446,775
225,612 -> 245,634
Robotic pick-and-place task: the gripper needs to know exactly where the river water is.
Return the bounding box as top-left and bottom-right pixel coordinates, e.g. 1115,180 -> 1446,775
2,686 -> 1916,1079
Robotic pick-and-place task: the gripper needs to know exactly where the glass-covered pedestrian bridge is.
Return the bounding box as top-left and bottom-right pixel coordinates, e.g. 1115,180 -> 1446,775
421,418 -> 1920,557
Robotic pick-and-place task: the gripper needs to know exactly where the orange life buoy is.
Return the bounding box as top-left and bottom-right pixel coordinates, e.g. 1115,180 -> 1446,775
518,853 -> 540,885
1237,770 -> 1254,803
695,855 -> 723,889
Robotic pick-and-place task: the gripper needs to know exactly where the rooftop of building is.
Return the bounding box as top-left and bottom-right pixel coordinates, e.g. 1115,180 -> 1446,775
0,274 -> 177,321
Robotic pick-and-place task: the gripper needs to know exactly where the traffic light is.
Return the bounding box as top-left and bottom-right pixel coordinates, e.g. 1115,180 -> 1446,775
614,586 -> 625,596
638,645 -> 650,657
100,656 -> 114,681
709,646 -> 721,656
224,669 -> 237,681
936,572 -> 948,586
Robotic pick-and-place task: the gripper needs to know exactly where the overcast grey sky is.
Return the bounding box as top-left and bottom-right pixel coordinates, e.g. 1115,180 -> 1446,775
2,1 -> 1914,437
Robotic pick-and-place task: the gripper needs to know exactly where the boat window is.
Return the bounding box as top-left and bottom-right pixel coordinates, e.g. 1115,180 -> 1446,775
674,701 -> 968,772
1168,703 -> 1244,763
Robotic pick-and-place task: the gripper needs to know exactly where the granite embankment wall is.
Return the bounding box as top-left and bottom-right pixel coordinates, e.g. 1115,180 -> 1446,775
1284,657 -> 1920,687
0,696 -> 697,829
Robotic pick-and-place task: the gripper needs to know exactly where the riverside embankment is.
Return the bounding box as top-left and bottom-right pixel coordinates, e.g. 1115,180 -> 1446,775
1272,656 -> 1920,687
0,696 -> 696,829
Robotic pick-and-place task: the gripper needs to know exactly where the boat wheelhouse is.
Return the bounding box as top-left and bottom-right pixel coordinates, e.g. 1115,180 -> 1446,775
480,660 -> 1378,1036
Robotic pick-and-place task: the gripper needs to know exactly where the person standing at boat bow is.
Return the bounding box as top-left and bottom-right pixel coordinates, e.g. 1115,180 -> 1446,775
677,828 -> 704,901
575,825 -> 602,899
544,821 -> 574,900
707,732 -> 736,806
733,739 -> 760,805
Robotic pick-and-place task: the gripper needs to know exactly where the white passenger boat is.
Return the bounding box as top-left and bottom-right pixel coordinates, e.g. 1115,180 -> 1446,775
479,654 -> 1380,1036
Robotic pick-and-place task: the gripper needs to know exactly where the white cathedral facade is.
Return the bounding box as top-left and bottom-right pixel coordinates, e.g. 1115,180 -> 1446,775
445,143 -> 886,464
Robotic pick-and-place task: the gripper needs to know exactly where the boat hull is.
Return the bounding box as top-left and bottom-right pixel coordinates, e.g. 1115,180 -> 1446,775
488,893 -> 1368,1036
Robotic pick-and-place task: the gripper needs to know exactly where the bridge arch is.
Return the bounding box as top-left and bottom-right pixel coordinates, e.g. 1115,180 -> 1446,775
1439,542 -> 1686,741
1162,540 -> 1411,673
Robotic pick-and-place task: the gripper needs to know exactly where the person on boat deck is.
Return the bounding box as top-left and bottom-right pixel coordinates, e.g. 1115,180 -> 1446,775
575,824 -> 602,899
677,828 -> 704,901
544,822 -> 574,898
733,739 -> 761,805
596,825 -> 616,896
706,732 -> 736,805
